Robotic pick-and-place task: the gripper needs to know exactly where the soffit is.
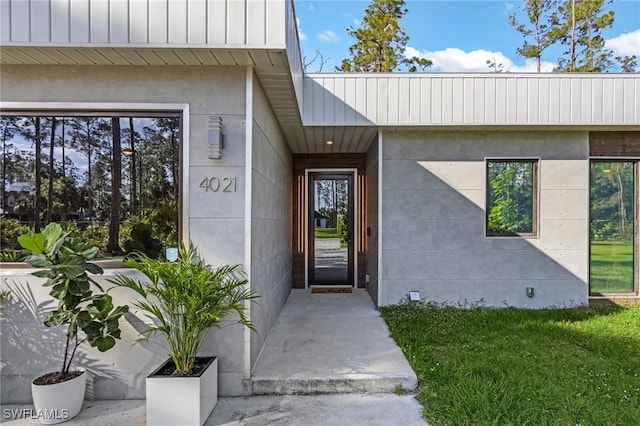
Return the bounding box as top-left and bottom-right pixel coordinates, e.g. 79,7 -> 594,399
283,125 -> 377,154
1,45 -> 309,142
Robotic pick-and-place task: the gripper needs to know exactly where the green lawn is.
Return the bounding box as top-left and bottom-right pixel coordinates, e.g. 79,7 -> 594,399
314,227 -> 340,238
590,240 -> 634,293
380,303 -> 640,426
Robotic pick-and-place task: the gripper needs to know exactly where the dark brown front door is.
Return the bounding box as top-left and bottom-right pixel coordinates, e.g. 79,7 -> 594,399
308,173 -> 354,286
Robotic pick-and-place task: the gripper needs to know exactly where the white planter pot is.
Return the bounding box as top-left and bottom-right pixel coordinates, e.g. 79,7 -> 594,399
31,369 -> 86,425
146,357 -> 218,426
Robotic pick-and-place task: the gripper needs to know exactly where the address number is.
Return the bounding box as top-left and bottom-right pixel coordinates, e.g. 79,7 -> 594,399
199,176 -> 237,192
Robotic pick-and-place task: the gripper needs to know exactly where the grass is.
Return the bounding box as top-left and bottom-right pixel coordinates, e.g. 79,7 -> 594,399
380,303 -> 640,426
590,240 -> 634,293
314,227 -> 340,238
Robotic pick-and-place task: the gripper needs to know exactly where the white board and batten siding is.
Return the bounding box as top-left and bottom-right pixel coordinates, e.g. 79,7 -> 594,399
0,0 -> 289,48
303,74 -> 640,127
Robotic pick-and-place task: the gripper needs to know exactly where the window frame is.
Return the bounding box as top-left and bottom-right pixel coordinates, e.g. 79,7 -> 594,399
485,158 -> 539,238
588,158 -> 639,297
0,101 -> 189,243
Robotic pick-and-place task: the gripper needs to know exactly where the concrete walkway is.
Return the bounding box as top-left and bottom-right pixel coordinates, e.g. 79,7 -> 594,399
251,289 -> 418,394
0,289 -> 425,425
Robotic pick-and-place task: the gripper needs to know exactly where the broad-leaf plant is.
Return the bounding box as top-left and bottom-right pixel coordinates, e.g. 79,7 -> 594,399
18,223 -> 128,380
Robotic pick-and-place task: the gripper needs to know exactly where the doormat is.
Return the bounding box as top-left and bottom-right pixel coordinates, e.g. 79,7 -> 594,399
311,287 -> 353,294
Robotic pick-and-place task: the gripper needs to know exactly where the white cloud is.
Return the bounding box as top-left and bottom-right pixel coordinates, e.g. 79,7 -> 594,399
317,30 -> 340,43
296,17 -> 307,41
405,46 -> 555,72
505,2 -> 514,11
606,29 -> 640,57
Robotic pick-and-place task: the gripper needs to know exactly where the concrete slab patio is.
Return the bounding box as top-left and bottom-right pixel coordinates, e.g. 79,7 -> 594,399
0,289 -> 424,425
1,394 -> 427,425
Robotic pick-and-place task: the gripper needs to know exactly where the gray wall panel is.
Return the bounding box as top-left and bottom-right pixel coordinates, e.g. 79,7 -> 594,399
0,64 -> 251,400
380,130 -> 589,308
250,72 -> 292,371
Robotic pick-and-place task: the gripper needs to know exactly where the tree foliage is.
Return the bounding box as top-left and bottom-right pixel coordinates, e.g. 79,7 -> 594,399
555,0 -> 616,72
510,0 -> 636,72
1,116 -> 180,256
590,162 -> 633,241
487,162 -> 535,235
509,0 -> 562,72
337,0 -> 431,72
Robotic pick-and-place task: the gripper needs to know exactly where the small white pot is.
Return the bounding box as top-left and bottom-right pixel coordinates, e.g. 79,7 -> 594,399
31,369 -> 86,425
146,357 -> 218,426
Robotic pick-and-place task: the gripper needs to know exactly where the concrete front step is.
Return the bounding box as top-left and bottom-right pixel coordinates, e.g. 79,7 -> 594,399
251,374 -> 417,395
249,290 -> 419,397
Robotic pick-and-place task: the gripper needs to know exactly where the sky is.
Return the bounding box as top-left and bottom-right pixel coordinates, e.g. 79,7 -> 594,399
294,0 -> 640,72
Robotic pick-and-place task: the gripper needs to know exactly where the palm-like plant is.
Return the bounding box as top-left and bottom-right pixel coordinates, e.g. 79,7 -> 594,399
110,243 -> 257,375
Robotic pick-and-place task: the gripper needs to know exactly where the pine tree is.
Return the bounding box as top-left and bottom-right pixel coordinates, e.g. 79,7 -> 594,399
337,0 -> 431,72
555,0 -> 615,72
509,0 -> 562,72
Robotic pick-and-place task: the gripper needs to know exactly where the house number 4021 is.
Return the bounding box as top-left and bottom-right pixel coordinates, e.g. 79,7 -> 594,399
199,176 -> 237,192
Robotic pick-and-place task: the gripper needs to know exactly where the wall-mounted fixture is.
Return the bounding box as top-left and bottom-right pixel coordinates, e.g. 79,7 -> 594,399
409,291 -> 421,302
208,116 -> 224,159
526,287 -> 535,298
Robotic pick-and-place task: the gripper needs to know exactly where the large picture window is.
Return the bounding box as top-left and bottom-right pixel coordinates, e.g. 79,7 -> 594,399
0,114 -> 181,259
590,161 -> 635,294
486,159 -> 538,237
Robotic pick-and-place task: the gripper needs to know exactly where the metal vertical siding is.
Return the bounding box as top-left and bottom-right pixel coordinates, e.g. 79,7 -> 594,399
69,0 -> 89,43
431,78 -> 442,123
408,78 -> 420,124
247,0 -> 265,45
1,0 -> 289,47
303,74 -> 639,127
624,79 -> 635,123
208,0 -> 227,44
10,0 -> 29,42
90,0 -> 109,43
226,0 -> 245,44
484,78 -> 496,123
130,0 -> 149,44
419,78 -> 430,124
148,0 -> 167,44
168,0 -> 187,44
0,0 -> 10,41
285,0 -> 303,112
30,0 -> 50,43
110,0 -> 129,44
188,0 -> 206,44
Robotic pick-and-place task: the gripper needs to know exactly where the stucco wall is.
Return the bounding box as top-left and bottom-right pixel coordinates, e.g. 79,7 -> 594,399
249,73 -> 293,370
366,136 -> 379,305
0,65 -> 251,401
380,130 -> 589,308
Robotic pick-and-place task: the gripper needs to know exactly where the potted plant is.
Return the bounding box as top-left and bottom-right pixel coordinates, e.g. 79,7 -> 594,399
17,223 -> 129,425
109,243 -> 257,426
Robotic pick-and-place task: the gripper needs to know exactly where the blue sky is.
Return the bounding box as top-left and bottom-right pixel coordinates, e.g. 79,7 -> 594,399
294,0 -> 640,72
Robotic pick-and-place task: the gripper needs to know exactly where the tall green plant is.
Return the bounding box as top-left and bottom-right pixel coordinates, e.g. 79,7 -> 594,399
18,223 -> 128,378
110,243 -> 257,376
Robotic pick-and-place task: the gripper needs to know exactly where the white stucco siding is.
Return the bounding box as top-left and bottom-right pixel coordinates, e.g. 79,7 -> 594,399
250,71 -> 293,371
0,0 -> 287,47
0,64 -> 252,401
303,74 -> 640,127
380,130 -> 589,308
